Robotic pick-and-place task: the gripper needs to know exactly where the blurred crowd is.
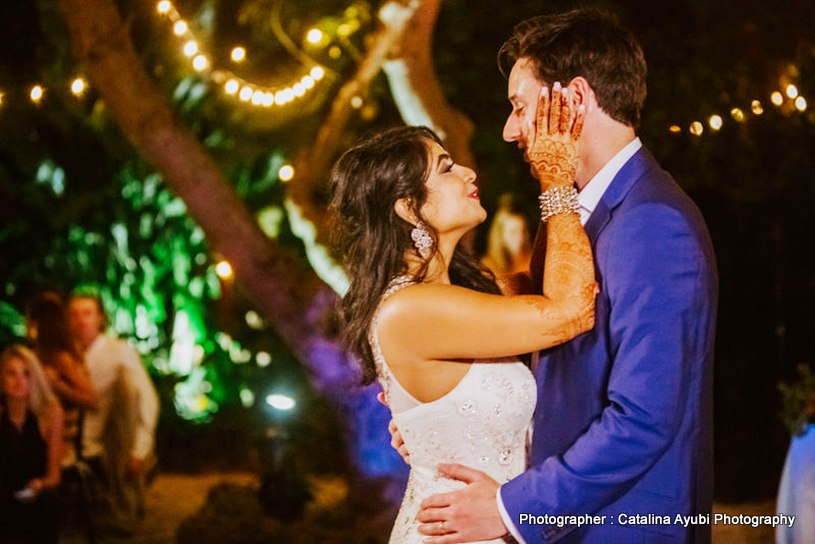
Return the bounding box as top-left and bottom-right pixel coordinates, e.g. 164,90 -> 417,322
0,292 -> 158,544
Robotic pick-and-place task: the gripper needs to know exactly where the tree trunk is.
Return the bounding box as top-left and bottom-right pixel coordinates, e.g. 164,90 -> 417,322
289,0 -> 419,242
57,0 -> 326,363
384,0 -> 476,169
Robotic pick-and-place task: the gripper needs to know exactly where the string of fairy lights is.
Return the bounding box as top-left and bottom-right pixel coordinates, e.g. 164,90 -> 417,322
4,78 -> 810,140
669,83 -> 807,137
154,0 -> 326,107
0,1 -> 809,140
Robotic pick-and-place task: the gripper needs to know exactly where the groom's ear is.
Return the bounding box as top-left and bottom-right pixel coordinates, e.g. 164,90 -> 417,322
394,198 -> 417,226
567,77 -> 594,111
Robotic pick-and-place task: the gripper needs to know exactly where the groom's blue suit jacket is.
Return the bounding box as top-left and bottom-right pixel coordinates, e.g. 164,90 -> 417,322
501,147 -> 717,544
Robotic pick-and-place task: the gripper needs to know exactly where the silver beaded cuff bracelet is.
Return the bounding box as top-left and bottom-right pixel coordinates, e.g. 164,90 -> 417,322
538,186 -> 580,222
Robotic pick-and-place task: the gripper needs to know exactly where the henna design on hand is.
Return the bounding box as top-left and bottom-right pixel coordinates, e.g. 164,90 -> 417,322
519,213 -> 596,346
526,82 -> 586,191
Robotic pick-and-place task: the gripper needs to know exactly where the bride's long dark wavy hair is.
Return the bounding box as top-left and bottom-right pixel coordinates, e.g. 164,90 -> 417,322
330,126 -> 501,384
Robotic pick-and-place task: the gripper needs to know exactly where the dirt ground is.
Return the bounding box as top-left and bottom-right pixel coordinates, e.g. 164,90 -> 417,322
62,472 -> 256,544
62,472 -> 777,544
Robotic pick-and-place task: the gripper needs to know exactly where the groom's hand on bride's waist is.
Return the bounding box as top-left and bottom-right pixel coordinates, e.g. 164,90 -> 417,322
378,392 -> 411,465
417,463 -> 508,543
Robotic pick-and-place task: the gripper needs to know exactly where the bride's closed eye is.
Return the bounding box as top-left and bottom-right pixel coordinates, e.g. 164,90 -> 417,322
437,159 -> 454,173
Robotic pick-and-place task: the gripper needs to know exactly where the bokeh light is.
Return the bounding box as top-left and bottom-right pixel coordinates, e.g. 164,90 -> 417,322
307,29 -> 323,44
215,261 -> 232,278
279,165 -> 294,182
71,78 -> 85,95
231,47 -> 246,62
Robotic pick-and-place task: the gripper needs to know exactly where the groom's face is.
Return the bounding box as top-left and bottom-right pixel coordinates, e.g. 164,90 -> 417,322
503,57 -> 544,151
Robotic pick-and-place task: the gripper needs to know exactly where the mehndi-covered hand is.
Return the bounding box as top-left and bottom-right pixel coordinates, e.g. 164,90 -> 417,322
525,81 -> 586,191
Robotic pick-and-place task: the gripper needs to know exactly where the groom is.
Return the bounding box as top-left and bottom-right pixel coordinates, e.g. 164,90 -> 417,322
414,9 -> 717,544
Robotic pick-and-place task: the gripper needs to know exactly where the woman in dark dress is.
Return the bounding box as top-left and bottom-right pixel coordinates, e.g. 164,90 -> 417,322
0,344 -> 63,544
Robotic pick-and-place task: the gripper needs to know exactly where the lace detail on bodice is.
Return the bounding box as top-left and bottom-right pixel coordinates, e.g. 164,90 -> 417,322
368,276 -> 537,544
369,276 -> 421,414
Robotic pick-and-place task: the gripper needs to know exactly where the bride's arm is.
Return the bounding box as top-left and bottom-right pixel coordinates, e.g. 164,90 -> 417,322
495,272 -> 533,295
378,85 -> 595,361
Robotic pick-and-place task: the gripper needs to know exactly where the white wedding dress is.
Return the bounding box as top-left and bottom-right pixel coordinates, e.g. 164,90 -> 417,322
370,277 -> 537,544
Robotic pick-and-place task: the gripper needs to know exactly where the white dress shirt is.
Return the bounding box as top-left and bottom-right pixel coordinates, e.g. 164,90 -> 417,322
496,137 -> 642,544
82,334 -> 159,460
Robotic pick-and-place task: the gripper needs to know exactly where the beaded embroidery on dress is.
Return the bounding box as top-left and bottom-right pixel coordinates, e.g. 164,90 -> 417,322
369,277 -> 537,544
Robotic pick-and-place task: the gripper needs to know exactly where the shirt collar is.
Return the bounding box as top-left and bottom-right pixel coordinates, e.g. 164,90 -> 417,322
86,333 -> 107,355
578,137 -> 642,224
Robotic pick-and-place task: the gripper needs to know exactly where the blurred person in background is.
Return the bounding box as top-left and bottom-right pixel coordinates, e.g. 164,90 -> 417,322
480,193 -> 533,278
26,292 -> 97,467
67,292 -> 159,534
0,344 -> 64,544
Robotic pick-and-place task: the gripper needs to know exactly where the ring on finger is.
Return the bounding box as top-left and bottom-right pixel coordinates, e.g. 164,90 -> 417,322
439,521 -> 446,534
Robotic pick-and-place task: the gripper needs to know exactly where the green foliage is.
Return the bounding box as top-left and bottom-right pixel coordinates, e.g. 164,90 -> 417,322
779,364 -> 815,436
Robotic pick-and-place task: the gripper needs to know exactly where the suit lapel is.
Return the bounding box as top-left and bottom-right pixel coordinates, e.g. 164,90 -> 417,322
585,200 -> 611,248
539,148 -> 658,366
584,147 -> 657,246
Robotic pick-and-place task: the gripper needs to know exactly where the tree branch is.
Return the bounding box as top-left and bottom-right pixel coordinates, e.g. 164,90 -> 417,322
57,0 -> 327,362
289,0 -> 419,242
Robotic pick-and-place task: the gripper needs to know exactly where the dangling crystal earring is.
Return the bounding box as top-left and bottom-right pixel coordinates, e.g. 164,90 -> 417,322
411,221 -> 433,258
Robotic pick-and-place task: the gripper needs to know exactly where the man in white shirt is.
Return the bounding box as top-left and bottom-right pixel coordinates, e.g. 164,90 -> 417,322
68,293 -> 159,530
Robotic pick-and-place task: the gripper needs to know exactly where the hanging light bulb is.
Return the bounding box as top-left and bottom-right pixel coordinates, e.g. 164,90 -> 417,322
30,85 -> 44,102
71,78 -> 85,95
310,66 -> 325,80
279,165 -> 294,181
183,40 -> 198,57
157,1 -> 171,14
669,125 -> 681,134
307,29 -> 323,44
709,115 -> 723,130
224,80 -> 239,94
796,96 -> 807,111
173,21 -> 188,36
751,100 -> 764,115
215,261 -> 232,278
689,121 -> 703,136
786,84 -> 798,99
231,47 -> 246,62
192,55 -> 208,71
730,108 -> 745,122
771,91 -> 784,106
239,86 -> 253,101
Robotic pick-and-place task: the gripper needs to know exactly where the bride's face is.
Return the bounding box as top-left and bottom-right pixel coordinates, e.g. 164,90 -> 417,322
419,141 -> 486,236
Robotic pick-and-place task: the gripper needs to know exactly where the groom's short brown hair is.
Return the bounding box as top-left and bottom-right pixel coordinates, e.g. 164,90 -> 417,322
499,8 -> 647,128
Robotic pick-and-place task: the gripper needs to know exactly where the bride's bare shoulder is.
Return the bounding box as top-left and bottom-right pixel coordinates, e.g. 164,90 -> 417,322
378,283 -> 487,328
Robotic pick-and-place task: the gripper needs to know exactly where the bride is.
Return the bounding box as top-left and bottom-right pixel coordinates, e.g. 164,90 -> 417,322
330,86 -> 594,543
